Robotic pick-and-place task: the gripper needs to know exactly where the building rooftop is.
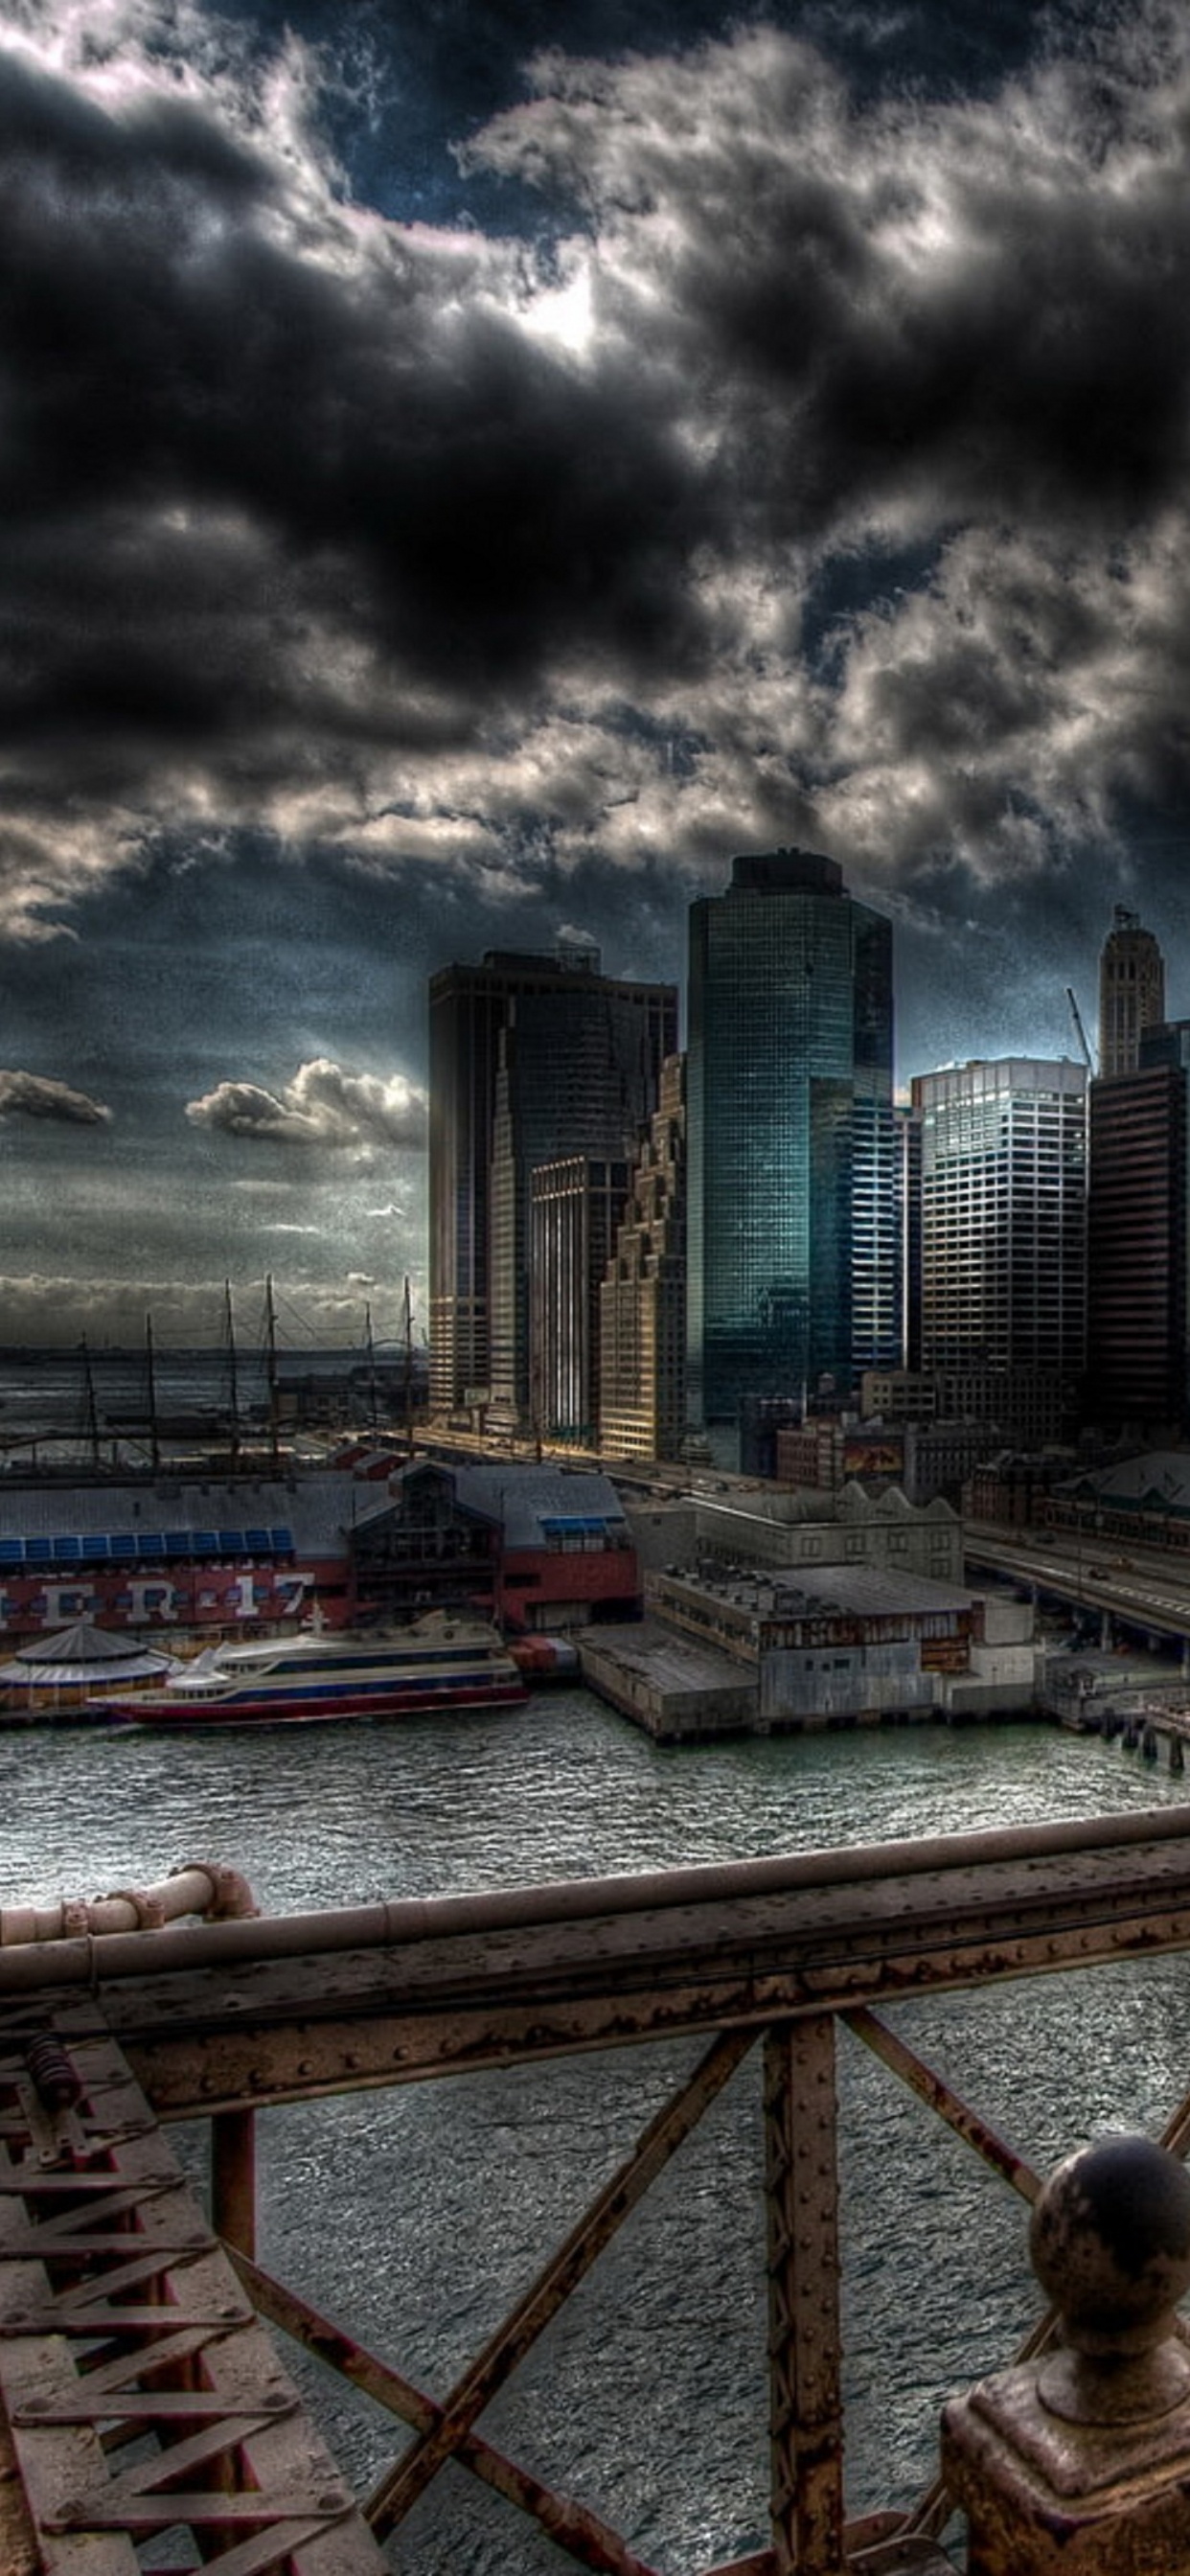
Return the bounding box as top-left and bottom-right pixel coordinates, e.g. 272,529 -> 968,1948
1063,1452 -> 1190,1511
0,1470 -> 386,1560
694,1480 -> 956,1527
669,1563 -> 973,1620
396,1460 -> 630,1554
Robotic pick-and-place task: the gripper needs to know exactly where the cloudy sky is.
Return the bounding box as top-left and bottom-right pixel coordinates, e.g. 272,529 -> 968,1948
3,0 -> 1189,1346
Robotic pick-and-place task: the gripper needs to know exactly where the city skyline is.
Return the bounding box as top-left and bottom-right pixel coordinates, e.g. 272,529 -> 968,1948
4,0 -> 1190,1344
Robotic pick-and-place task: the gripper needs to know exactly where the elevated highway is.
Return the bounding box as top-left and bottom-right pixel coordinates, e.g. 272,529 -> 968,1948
964,1523 -> 1190,1646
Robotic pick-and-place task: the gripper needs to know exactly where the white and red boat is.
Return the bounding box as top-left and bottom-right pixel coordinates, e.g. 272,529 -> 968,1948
104,1612 -> 527,1727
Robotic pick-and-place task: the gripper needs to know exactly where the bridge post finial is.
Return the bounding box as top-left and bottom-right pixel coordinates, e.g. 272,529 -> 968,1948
942,2133 -> 1190,2571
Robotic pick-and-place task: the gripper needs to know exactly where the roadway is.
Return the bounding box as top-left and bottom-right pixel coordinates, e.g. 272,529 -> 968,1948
965,1524 -> 1190,1645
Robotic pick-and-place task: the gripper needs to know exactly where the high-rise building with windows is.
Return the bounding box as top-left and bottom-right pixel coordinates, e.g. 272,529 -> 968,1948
428,948 -> 675,1422
1098,905 -> 1165,1079
599,1054 -> 687,1461
911,1058 -> 1087,1389
530,1155 -> 629,1444
1087,1019 -> 1190,1433
686,849 -> 897,1459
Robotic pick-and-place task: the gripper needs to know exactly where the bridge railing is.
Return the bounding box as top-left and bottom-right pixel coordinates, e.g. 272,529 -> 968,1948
8,1806 -> 1190,2571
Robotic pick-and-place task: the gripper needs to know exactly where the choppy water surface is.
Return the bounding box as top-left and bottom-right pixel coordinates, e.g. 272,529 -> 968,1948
10,1701 -> 1190,2569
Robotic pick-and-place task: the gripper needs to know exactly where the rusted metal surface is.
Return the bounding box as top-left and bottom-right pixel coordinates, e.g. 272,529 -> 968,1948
11,1809 -> 1190,2571
365,2023 -> 753,2535
765,2015 -> 844,2576
890,2043 -> 1190,2548
212,2104 -> 258,2259
843,2007 -> 1042,2205
30,1818 -> 1190,2119
0,2008 -> 385,2573
4,1803 -> 1190,1996
943,2137 -> 1190,2572
229,2246 -> 666,2576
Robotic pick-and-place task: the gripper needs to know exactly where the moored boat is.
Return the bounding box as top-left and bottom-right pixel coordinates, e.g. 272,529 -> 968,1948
103,1612 -> 527,1727
508,1635 -> 581,1683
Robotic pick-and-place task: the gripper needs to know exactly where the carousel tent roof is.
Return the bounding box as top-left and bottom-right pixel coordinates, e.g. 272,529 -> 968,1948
0,1621 -> 181,1686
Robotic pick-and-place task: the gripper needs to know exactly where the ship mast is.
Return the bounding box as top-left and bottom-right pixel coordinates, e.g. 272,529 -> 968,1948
263,1275 -> 280,1467
364,1302 -> 379,1431
402,1276 -> 414,1457
80,1336 -> 101,1472
223,1280 -> 240,1472
145,1311 -> 160,1474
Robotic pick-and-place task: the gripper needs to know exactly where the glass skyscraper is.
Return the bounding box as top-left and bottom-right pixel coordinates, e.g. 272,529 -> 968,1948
429,949 -> 676,1424
912,1057 -> 1087,1380
686,849 -> 897,1455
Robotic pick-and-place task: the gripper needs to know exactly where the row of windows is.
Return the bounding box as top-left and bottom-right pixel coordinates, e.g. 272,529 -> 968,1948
0,1526 -> 295,1567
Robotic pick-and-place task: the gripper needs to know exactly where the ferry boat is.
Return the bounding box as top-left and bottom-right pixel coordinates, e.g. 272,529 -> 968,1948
104,1613 -> 528,1728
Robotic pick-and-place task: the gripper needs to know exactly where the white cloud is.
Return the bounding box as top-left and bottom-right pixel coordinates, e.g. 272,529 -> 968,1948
185,1057 -> 427,1150
0,1069 -> 110,1123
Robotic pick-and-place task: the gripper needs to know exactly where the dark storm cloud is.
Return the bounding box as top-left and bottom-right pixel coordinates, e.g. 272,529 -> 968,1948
483,25 -> 1190,544
0,1070 -> 110,1123
5,0 -> 1190,942
0,38 -> 707,715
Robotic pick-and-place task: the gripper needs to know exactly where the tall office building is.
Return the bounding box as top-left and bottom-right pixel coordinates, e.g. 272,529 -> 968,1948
1087,1064 -> 1187,1430
428,948 -> 675,1421
1098,905 -> 1165,1079
599,1053 -> 687,1461
1087,1020 -> 1190,1432
911,1058 -> 1087,1387
686,849 -> 897,1458
896,1100 -> 923,1370
530,1155 -> 629,1443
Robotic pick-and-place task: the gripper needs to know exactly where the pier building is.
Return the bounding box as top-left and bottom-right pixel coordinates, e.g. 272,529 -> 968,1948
583,1561 -> 1036,1740
0,1460 -> 638,1649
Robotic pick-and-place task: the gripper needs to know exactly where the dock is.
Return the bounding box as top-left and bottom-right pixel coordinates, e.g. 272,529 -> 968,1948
578,1620 -> 758,1739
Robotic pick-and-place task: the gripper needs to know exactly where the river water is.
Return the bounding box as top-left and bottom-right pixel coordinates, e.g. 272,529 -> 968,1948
10,1699 -> 1190,2570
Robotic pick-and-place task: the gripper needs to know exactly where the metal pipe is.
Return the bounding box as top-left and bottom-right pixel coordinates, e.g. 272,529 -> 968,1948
2,1804 -> 1190,1992
0,1860 -> 258,1949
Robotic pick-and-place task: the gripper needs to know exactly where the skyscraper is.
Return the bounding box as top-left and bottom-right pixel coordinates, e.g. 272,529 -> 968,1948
686,848 -> 897,1458
1098,905 -> 1165,1079
1087,1019 -> 1190,1433
530,1154 -> 629,1443
912,1058 -> 1087,1385
1087,1060 -> 1187,1430
599,1053 -> 687,1461
428,949 -> 675,1423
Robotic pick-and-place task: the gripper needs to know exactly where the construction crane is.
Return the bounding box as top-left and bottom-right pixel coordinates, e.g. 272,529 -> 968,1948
1066,985 -> 1096,1074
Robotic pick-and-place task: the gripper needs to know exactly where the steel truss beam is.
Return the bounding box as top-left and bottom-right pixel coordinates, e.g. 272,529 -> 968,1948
58,1819 -> 1190,2119
7,1814 -> 1190,2574
365,2025 -> 752,2535
0,2006 -> 384,2574
844,2004 -> 1190,2551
